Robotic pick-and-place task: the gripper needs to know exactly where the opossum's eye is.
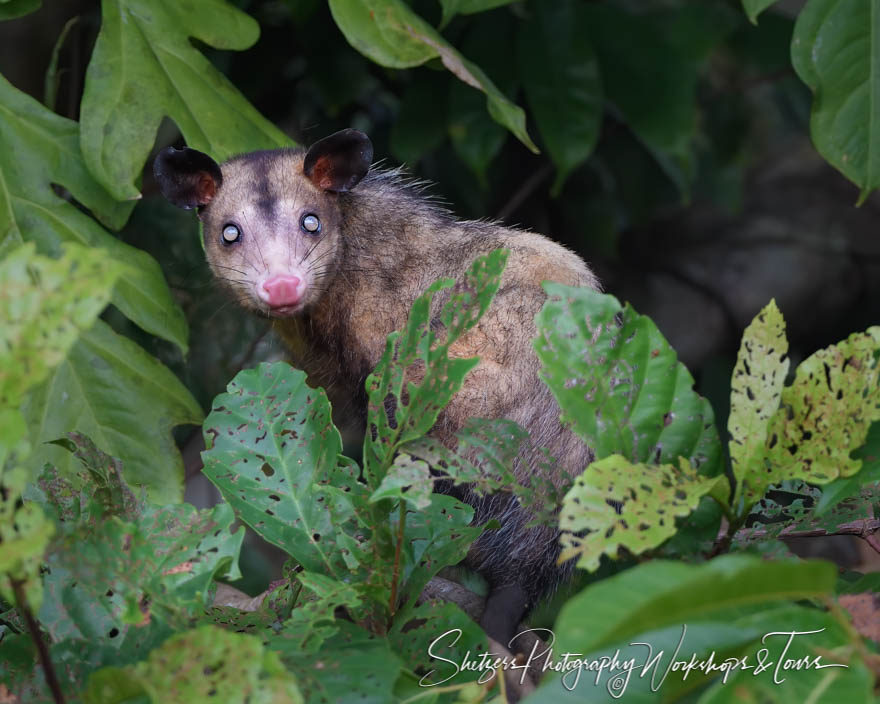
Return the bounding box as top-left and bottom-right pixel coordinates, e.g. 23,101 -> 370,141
301,214 -> 321,235
221,223 -> 241,245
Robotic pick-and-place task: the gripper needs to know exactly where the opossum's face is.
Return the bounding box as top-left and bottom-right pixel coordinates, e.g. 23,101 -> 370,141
154,129 -> 373,318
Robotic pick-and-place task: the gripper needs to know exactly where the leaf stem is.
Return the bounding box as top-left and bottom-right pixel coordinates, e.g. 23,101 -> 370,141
388,500 -> 406,621
11,578 -> 66,704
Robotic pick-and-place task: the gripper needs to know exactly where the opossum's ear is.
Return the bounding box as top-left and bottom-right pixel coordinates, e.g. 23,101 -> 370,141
153,147 -> 223,210
303,129 -> 373,193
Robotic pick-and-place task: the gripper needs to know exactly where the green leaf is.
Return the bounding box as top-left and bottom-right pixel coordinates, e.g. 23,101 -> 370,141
328,0 -> 537,152
548,555 -> 836,656
583,3 -> 698,198
80,0 -> 291,201
438,0 -> 515,27
535,284 -> 722,474
0,0 -> 40,20
371,453 -> 434,510
765,327 -> 880,490
22,320 -> 204,504
814,420 -> 880,515
741,0 -> 780,24
202,362 -> 368,579
791,0 -> 880,203
729,300 -> 790,506
0,243 -> 124,407
0,74 -> 187,350
282,572 -> 365,652
40,499 -> 243,644
363,249 -> 508,487
559,455 -> 721,571
517,0 -> 602,194
85,626 -> 303,704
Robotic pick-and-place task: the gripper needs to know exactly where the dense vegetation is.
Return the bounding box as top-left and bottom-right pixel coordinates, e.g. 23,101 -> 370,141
1,1 -> 879,702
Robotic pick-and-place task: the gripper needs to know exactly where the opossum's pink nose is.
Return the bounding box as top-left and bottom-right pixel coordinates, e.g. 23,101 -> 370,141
262,275 -> 303,307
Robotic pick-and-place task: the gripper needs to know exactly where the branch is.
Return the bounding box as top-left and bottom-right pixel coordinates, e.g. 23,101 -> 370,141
11,578 -> 65,704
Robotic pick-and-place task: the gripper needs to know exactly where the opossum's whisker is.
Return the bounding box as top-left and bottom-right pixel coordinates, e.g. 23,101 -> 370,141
212,263 -> 250,277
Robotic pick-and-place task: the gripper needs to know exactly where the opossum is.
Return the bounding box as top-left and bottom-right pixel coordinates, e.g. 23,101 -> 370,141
154,128 -> 599,646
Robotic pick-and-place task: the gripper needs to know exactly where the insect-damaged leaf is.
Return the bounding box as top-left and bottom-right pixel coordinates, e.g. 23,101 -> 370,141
202,362 -> 370,579
327,0 -> 537,153
729,299 -> 789,506
363,249 -> 508,488
80,0 -> 291,202
535,284 -> 722,475
791,0 -> 880,203
84,625 -> 303,704
282,572 -> 365,652
558,454 -> 720,572
0,243 -> 123,408
762,327 -> 880,496
39,492 -> 243,644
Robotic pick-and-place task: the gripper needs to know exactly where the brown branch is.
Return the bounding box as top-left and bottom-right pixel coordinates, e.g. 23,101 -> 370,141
495,162 -> 554,222
11,578 -> 65,704
736,517 -> 880,544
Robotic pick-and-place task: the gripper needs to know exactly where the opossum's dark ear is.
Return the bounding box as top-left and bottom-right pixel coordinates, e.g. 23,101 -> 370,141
303,129 -> 373,193
153,147 -> 222,210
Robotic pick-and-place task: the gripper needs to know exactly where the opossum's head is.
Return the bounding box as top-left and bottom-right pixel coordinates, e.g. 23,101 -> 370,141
154,129 -> 373,317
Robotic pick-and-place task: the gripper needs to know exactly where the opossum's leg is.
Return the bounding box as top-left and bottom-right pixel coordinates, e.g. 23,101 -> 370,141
480,583 -> 529,647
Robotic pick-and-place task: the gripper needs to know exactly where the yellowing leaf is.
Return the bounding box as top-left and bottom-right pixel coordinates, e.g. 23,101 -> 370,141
558,454 -> 719,572
729,300 -> 789,506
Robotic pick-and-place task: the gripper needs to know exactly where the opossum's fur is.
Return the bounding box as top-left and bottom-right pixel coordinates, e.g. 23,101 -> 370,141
155,133 -> 599,645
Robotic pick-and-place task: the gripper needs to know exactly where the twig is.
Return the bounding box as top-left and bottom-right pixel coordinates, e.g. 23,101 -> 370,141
11,578 -> 65,704
495,162 -> 554,221
735,517 -> 880,545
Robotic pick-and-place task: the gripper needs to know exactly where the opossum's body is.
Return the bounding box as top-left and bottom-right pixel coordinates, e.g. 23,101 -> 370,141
155,130 -> 599,645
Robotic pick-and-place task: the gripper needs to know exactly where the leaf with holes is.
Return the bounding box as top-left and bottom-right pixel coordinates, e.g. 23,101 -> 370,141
535,284 -> 722,475
0,243 -> 123,408
328,0 -> 536,153
558,454 -> 720,571
363,249 -> 508,489
85,625 -> 303,703
729,300 -> 790,506
370,453 -> 434,511
762,327 -> 880,499
80,0 -> 290,201
39,499 -> 243,646
0,74 -> 187,349
791,0 -> 880,202
282,572 -> 365,653
202,362 -> 370,580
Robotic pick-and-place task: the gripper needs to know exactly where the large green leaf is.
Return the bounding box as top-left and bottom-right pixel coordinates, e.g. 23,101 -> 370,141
0,74 -> 187,351
80,0 -> 291,201
535,284 -> 722,474
328,0 -> 537,153
728,300 -> 789,506
201,362 -> 368,580
85,626 -> 302,704
558,455 -> 721,571
791,0 -> 880,203
22,320 -> 203,504
517,0 -> 603,194
582,3 -> 699,198
526,556 -> 846,702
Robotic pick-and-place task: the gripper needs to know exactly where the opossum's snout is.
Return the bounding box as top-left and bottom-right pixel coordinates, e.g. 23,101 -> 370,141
260,274 -> 305,309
